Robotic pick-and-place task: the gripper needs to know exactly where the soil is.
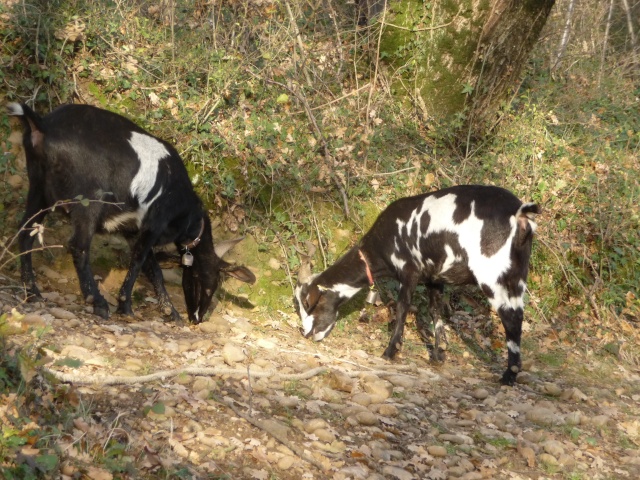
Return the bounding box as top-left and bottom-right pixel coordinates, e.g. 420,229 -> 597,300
2,234 -> 640,480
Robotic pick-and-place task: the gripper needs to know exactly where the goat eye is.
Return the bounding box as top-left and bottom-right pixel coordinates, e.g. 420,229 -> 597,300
302,299 -> 310,311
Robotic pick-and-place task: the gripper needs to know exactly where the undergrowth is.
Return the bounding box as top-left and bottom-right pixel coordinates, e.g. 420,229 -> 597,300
0,0 -> 638,475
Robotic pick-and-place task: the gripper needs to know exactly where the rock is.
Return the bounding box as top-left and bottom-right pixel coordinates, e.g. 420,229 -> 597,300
363,379 -> 393,402
199,316 -> 231,334
377,404 -> 399,417
355,411 -> 378,426
193,377 -> 217,392
381,466 -> 414,480
304,418 -> 328,433
564,411 -> 582,425
277,455 -> 296,470
161,268 -> 182,285
50,307 -> 77,320
439,433 -> 473,445
538,453 -> 559,466
387,375 -> 416,389
60,345 -> 93,361
525,407 -> 564,426
459,473 -> 483,480
427,445 -> 448,457
542,440 -> 565,457
541,382 -> 563,396
7,174 -> 23,188
268,258 -> 281,270
351,392 -> 372,406
21,313 -> 49,327
314,428 -> 336,443
558,453 -> 575,467
590,415 -> 611,427
471,388 -> 489,400
222,343 -> 246,364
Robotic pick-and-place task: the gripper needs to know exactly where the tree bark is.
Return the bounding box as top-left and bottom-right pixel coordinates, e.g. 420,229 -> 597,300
375,0 -> 555,138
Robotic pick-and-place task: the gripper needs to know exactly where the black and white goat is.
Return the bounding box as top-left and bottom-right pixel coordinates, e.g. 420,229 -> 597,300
295,185 -> 540,385
9,102 -> 255,323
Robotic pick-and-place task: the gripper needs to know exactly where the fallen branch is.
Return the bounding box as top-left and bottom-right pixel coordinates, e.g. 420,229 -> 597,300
42,364 -> 432,386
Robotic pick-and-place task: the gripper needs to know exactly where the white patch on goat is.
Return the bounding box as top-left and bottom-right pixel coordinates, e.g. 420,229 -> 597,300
313,323 -> 334,341
441,244 -> 462,273
128,132 -> 168,208
103,211 -> 145,232
332,283 -> 362,299
490,282 -> 525,312
420,195 -> 516,298
390,252 -> 406,271
7,103 -> 24,115
295,283 -> 315,336
507,340 -> 520,354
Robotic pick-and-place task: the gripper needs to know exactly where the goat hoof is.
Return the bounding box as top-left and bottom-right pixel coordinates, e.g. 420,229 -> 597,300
427,346 -> 447,363
93,305 -> 110,320
500,371 -> 517,386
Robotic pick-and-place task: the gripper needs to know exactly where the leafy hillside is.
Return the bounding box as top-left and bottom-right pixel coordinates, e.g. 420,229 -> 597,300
1,1 -> 639,478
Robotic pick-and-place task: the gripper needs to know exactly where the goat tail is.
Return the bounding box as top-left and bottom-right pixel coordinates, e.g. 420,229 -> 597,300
514,202 -> 541,247
7,102 -> 45,148
8,102 -> 43,127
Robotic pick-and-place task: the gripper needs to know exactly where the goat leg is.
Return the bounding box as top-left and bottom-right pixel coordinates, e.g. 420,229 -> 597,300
68,227 -> 109,319
117,232 -> 156,317
426,285 -> 447,363
142,252 -> 183,323
17,190 -> 49,299
498,306 -> 524,386
383,275 -> 418,360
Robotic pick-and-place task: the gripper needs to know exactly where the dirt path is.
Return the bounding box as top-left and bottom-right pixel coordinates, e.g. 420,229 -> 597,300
2,266 -> 639,480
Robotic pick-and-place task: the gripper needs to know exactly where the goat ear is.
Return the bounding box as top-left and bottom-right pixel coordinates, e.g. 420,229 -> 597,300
214,236 -> 245,258
304,285 -> 322,312
221,261 -> 256,284
297,241 -> 317,284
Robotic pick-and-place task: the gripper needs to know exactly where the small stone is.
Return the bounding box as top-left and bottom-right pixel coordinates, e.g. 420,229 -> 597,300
21,313 -> 49,327
381,466 -> 413,480
525,407 -> 564,426
564,411 -> 582,425
541,382 -> 563,396
222,343 -> 246,365
363,379 -> 393,402
387,375 -> 416,389
7,174 -> 23,188
351,392 -> 372,406
472,388 -> 489,400
377,404 -> 399,417
355,411 -> 378,426
193,376 -> 216,392
60,345 -> 93,360
50,307 -> 76,320
314,428 -> 336,443
459,473 -> 483,480
558,453 -> 575,467
538,453 -> 559,466
304,418 -> 328,433
439,433 -> 473,445
268,258 -> 281,270
590,415 -> 611,427
542,440 -> 565,457
427,445 -> 448,457
277,455 -> 295,470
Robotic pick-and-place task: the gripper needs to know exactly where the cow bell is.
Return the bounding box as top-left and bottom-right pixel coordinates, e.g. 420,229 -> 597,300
182,250 -> 194,267
365,289 -> 379,304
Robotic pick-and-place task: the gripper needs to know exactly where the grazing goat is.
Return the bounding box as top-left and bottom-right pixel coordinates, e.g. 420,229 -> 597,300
9,102 -> 255,323
295,185 -> 540,385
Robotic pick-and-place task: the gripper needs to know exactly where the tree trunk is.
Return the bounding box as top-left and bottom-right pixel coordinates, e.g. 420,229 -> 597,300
375,0 -> 555,138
